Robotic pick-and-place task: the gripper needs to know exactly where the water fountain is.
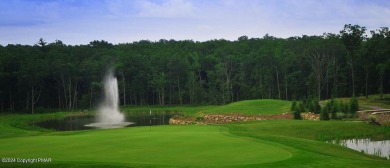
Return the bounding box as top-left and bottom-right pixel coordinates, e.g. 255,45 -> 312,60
86,69 -> 133,129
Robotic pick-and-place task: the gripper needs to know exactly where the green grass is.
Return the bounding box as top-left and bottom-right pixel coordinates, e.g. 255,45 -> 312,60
202,99 -> 291,115
0,125 -> 292,167
121,99 -> 291,116
120,105 -> 218,116
226,120 -> 390,142
226,120 -> 390,168
358,94 -> 390,109
1,116 -> 390,167
1,98 -> 390,167
321,94 -> 390,110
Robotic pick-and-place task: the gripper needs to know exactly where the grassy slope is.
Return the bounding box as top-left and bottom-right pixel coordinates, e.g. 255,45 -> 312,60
202,99 -> 291,115
320,94 -> 390,110
358,94 -> 390,109
121,99 -> 291,116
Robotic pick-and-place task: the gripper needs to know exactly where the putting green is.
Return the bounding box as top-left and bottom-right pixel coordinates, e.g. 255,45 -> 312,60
0,125 -> 291,167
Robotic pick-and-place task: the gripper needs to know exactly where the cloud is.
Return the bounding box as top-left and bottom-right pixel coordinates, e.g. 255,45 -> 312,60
137,0 -> 197,18
1,0 -> 390,45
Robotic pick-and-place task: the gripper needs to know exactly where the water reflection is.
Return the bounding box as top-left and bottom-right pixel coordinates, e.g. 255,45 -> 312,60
36,112 -> 178,131
330,139 -> 390,159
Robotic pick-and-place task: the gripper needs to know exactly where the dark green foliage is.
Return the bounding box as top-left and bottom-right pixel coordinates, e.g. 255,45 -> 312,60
339,101 -> 349,114
0,24 -> 389,113
291,100 -> 297,111
298,102 -> 306,113
293,109 -> 302,120
349,97 -> 359,117
308,100 -> 315,113
320,104 -> 330,120
328,99 -> 338,119
313,99 -> 321,114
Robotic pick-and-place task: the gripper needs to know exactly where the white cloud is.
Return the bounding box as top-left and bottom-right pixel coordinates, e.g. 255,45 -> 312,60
1,0 -> 390,45
137,0 -> 197,18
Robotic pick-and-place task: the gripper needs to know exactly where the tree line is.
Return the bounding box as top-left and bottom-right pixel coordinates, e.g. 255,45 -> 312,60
0,24 -> 389,113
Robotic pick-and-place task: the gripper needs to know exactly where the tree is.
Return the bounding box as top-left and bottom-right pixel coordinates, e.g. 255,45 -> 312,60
1,25 -> 390,113
151,72 -> 167,106
293,109 -> 302,120
376,63 -> 387,99
369,27 -> 390,99
320,104 -> 330,120
349,97 -> 359,117
305,36 -> 330,100
340,24 -> 366,97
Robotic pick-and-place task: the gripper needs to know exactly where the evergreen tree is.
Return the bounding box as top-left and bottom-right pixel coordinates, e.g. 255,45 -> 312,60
320,104 -> 330,120
291,100 -> 297,111
349,97 -> 359,117
308,100 -> 315,112
293,109 -> 302,120
313,99 -> 321,114
299,102 -> 306,113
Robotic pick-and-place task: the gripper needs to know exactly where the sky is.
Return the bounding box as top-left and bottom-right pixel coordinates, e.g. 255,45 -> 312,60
1,0 -> 389,45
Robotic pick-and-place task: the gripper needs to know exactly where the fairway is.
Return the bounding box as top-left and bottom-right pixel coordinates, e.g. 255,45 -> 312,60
0,125 -> 291,167
202,99 -> 291,115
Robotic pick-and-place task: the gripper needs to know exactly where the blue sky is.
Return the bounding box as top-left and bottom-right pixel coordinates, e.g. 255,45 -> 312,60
1,0 -> 389,45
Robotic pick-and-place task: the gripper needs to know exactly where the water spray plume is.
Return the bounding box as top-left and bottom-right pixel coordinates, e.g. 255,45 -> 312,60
86,69 -> 132,128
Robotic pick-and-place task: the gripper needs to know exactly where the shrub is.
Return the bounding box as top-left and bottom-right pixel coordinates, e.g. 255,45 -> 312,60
308,100 -> 315,112
329,99 -> 337,120
299,102 -> 306,113
196,116 -> 204,121
369,115 -> 377,123
335,112 -> 346,120
339,101 -> 349,114
291,100 -> 297,111
320,104 -> 330,120
349,97 -> 359,116
313,99 -> 321,114
331,100 -> 339,113
293,109 -> 302,120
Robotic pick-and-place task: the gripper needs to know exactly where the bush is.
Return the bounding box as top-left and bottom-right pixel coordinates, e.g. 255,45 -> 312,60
313,99 -> 321,114
320,105 -> 330,120
299,102 -> 306,113
196,116 -> 204,121
349,97 -> 359,116
293,109 -> 302,120
329,99 -> 337,119
369,115 -> 377,123
291,100 -> 297,111
339,101 -> 349,114
335,112 -> 346,120
308,100 -> 315,112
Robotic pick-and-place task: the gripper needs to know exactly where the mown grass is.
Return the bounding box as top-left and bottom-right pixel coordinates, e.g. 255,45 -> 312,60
120,105 -> 217,116
0,125 -> 292,167
121,99 -> 291,116
0,113 -> 65,138
226,120 -> 390,142
1,99 -> 390,167
225,120 -> 390,167
1,114 -> 390,167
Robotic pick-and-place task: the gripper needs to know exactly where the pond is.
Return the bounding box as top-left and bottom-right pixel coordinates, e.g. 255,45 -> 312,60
35,112 -> 179,131
329,138 -> 390,159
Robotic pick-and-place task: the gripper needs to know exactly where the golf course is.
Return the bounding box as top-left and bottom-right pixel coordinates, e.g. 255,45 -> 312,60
1,99 -> 390,167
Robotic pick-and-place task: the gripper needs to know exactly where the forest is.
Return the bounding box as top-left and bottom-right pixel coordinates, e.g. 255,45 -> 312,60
0,24 -> 389,114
